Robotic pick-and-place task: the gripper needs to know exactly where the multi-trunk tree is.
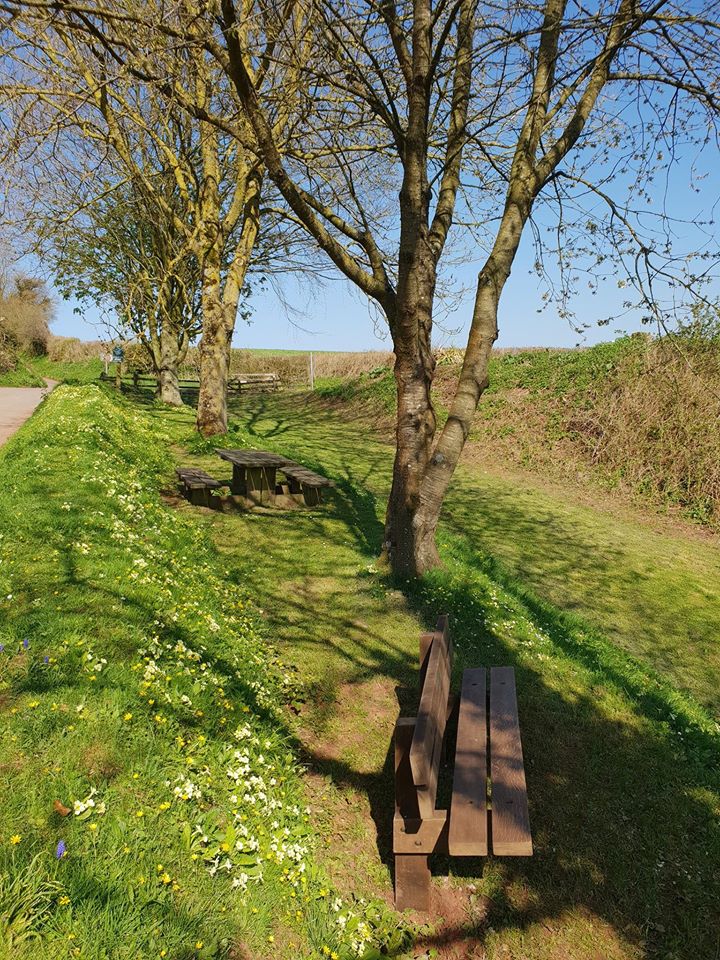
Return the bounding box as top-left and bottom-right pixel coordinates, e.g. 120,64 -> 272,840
216,0 -> 720,574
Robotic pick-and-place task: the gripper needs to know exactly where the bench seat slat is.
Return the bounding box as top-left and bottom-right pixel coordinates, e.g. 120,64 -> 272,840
279,464 -> 334,487
448,668 -> 488,856
409,621 -> 452,815
489,667 -> 532,856
175,468 -> 223,489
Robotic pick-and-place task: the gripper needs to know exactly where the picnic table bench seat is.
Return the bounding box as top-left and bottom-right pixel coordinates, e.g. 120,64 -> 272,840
278,463 -> 335,505
394,615 -> 532,912
175,467 -> 225,509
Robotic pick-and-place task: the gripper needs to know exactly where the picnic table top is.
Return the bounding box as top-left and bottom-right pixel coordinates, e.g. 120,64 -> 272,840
215,448 -> 292,468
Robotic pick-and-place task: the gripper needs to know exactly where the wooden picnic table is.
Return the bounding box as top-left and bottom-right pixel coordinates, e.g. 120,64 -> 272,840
215,449 -> 334,507
216,449 -> 291,505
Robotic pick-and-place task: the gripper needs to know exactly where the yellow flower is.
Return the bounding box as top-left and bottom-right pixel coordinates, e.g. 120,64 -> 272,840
160,952 -> 168,958
158,802 -> 171,811
123,713 -> 133,722
195,942 -> 203,950
9,835 -> 21,845
135,810 -> 144,818
88,823 -> 98,832
160,873 -> 172,885
267,935 -> 274,943
58,895 -> 71,906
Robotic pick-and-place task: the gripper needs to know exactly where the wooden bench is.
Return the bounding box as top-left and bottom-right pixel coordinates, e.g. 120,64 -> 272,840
175,467 -> 226,509
278,463 -> 335,506
394,615 -> 532,912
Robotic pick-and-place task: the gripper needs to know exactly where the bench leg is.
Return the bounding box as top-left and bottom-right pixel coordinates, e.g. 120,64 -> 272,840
301,484 -> 322,507
395,854 -> 431,912
286,477 -> 304,503
231,465 -> 247,496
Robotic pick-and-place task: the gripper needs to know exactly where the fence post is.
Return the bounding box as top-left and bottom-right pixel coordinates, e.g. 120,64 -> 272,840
308,351 -> 315,390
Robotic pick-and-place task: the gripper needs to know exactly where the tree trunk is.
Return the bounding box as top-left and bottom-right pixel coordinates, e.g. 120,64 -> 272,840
383,257 -> 440,575
384,203 -> 525,577
196,254 -> 233,436
158,366 -> 182,405
196,179 -> 261,437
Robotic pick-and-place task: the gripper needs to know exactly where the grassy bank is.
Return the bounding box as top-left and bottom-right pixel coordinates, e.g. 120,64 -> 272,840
316,335 -> 720,529
0,386 -> 407,960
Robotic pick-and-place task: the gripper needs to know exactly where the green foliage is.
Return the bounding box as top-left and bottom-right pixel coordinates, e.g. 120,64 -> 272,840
0,356 -> 46,386
315,367 -> 395,412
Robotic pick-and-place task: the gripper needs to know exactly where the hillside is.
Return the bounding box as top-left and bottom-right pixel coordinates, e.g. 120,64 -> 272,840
319,334 -> 720,530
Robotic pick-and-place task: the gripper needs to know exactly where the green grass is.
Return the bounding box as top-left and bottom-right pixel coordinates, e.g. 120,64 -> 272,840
4,382 -> 720,960
0,357 -> 45,387
0,386 -> 409,960
180,390 -> 720,960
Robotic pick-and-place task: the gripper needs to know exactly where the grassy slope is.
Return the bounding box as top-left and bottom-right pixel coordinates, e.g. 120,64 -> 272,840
0,357 -> 103,387
0,387 -> 407,960
182,391 -> 720,960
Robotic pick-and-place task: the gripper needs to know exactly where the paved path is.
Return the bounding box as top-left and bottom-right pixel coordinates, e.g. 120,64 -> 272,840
0,380 -> 58,447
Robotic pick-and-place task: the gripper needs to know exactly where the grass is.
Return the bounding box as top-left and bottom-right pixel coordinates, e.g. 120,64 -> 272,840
4,378 -> 720,959
181,390 -> 720,960
0,358 -> 45,387
0,386 -> 410,960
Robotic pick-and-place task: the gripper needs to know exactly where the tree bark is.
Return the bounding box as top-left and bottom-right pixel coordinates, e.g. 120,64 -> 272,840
385,192 -> 528,577
196,175 -> 261,437
196,247 -> 232,435
158,364 -> 183,405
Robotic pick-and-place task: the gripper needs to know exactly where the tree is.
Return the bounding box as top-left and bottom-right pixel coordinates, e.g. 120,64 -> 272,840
1,10 -> 269,425
4,0 -> 720,574
49,180 -> 203,404
0,263 -> 53,369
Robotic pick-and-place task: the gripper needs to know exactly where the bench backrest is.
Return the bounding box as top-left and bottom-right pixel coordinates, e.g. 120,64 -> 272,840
409,615 -> 453,811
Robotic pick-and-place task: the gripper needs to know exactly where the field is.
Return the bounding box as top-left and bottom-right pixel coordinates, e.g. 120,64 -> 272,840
1,374 -> 719,959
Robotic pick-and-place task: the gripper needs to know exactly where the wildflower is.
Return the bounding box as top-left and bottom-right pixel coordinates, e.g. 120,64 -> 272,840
9,834 -> 21,845
135,810 -> 144,818
58,895 -> 71,906
88,824 -> 98,832
123,713 -> 133,722
195,942 -> 203,950
22,638 -> 29,650
56,840 -> 67,859
43,656 -> 49,664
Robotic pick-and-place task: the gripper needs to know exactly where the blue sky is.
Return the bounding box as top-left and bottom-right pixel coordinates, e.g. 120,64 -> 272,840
49,148 -> 720,352
50,233 -> 710,352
